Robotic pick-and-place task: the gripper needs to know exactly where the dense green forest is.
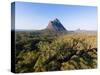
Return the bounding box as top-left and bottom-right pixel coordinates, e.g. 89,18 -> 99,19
15,31 -> 97,73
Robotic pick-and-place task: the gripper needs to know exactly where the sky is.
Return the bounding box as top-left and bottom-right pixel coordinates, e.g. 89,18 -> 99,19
12,2 -> 97,30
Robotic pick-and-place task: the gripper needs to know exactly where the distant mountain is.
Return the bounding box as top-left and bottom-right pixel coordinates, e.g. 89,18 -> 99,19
73,29 -> 97,36
16,18 -> 97,36
46,18 -> 67,32
75,29 -> 97,33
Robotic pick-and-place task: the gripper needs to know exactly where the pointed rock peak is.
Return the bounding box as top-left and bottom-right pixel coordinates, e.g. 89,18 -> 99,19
46,18 -> 67,32
54,18 -> 59,21
53,18 -> 60,23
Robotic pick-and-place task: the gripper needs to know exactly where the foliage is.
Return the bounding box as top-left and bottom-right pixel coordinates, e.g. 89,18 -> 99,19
15,31 -> 97,73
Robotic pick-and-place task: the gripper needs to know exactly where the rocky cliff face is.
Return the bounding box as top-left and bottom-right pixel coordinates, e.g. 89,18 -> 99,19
46,18 -> 67,32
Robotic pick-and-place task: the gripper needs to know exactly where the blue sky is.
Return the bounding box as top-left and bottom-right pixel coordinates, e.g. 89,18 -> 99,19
13,2 -> 97,30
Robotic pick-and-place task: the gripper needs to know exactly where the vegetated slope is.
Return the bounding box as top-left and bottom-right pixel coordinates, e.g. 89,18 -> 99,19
15,31 -> 97,73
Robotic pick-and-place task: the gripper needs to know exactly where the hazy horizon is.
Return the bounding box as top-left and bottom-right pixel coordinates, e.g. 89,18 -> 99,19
12,2 -> 97,31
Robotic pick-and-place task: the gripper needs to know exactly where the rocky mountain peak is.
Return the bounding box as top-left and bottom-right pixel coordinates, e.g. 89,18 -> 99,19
46,18 -> 67,32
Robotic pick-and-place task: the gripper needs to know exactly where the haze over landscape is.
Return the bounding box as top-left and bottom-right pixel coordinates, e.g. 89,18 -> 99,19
13,2 -> 97,31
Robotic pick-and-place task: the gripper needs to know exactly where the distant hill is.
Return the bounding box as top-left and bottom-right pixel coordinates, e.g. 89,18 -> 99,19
15,18 -> 97,36
74,29 -> 97,35
46,18 -> 67,32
